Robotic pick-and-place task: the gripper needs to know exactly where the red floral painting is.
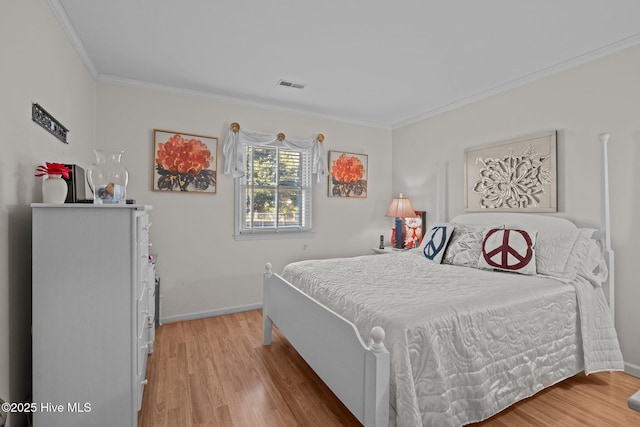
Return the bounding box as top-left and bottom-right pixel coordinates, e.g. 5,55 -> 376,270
153,130 -> 218,193
328,151 -> 368,198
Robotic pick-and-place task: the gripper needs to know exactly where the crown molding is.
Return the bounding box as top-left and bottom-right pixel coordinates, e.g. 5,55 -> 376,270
96,74 -> 392,130
391,33 -> 640,130
47,0 -> 98,79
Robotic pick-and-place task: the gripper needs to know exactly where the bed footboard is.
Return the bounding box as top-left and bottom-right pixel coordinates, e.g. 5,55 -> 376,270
263,263 -> 390,427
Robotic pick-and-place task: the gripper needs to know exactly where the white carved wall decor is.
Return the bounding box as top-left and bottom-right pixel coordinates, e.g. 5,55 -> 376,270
464,131 -> 557,212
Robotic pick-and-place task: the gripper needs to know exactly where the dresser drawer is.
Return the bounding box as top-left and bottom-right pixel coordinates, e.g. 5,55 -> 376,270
137,331 -> 150,376
137,285 -> 149,340
137,260 -> 150,301
136,344 -> 148,411
136,318 -> 150,411
136,214 -> 150,243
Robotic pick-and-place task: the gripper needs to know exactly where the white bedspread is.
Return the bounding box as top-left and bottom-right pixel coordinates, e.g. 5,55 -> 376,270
281,252 -> 623,426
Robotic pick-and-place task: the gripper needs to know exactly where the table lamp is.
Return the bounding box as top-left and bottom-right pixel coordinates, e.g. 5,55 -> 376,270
385,193 -> 417,249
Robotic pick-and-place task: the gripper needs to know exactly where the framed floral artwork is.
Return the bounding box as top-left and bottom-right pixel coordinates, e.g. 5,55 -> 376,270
464,131 -> 557,212
153,129 -> 218,193
328,150 -> 368,198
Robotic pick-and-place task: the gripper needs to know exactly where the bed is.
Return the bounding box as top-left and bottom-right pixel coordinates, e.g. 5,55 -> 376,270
262,134 -> 624,427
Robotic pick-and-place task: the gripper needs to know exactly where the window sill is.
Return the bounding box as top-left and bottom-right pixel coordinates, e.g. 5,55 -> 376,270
233,230 -> 316,241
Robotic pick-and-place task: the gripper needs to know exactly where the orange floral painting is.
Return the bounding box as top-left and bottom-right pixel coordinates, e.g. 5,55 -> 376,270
328,150 -> 368,198
153,129 -> 218,193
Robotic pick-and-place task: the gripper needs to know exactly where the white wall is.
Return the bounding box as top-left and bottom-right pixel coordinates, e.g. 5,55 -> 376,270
95,80 -> 392,320
391,43 -> 640,374
0,1 -> 96,426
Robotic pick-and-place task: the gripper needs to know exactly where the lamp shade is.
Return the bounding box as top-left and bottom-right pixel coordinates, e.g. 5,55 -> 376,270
385,193 -> 417,218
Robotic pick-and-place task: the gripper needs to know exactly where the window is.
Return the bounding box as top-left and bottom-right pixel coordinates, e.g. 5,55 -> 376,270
235,144 -> 314,238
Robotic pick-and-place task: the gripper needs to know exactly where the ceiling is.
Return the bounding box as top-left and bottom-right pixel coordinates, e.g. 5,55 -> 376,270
54,0 -> 640,129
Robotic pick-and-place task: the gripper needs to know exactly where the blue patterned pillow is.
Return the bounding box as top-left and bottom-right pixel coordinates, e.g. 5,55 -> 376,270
419,223 -> 455,263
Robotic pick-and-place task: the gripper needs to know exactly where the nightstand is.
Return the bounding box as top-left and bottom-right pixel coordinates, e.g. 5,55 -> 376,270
372,246 -> 409,254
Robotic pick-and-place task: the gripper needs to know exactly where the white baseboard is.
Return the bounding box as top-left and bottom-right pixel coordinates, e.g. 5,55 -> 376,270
625,361 -> 640,378
160,303 -> 263,324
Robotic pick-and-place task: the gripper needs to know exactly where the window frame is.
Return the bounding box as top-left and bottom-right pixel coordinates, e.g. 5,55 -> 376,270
233,142 -> 316,240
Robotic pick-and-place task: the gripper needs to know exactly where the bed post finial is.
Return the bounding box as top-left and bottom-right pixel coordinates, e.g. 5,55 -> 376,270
265,263 -> 273,278
369,326 -> 387,353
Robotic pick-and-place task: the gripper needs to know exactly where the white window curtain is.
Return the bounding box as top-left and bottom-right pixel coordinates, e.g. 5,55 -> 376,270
223,128 -> 326,182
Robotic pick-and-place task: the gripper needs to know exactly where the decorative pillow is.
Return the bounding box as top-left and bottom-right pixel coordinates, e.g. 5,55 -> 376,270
478,228 -> 538,275
418,223 -> 455,263
535,229 -> 581,280
442,223 -> 500,268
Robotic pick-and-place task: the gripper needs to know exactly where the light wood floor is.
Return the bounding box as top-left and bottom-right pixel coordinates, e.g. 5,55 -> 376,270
139,310 -> 640,426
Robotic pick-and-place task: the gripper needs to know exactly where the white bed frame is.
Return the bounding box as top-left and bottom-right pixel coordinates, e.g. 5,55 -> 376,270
262,133 -> 614,427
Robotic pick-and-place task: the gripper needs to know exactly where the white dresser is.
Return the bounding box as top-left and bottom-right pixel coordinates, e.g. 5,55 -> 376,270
31,204 -> 155,427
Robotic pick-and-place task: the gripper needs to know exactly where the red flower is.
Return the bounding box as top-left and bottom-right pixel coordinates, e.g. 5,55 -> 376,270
35,162 -> 72,179
331,153 -> 364,184
156,134 -> 213,176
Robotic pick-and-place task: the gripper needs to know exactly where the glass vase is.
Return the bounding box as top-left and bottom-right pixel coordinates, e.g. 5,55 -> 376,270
87,149 -> 129,204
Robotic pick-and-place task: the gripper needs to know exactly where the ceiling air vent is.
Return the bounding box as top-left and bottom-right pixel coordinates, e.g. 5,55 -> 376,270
277,79 -> 305,90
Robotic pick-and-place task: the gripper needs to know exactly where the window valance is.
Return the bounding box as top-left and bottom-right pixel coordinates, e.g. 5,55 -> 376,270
223,123 -> 325,182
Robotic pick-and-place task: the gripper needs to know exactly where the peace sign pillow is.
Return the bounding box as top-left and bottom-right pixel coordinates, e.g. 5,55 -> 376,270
419,223 -> 455,263
478,228 -> 538,275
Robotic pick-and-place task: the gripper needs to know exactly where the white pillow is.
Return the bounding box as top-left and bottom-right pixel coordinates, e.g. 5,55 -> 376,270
418,223 -> 455,263
536,228 -> 596,282
536,229 -> 580,280
478,227 -> 538,275
442,223 -> 500,268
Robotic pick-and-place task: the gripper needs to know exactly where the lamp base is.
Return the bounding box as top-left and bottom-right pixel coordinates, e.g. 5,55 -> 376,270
395,217 -> 404,249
